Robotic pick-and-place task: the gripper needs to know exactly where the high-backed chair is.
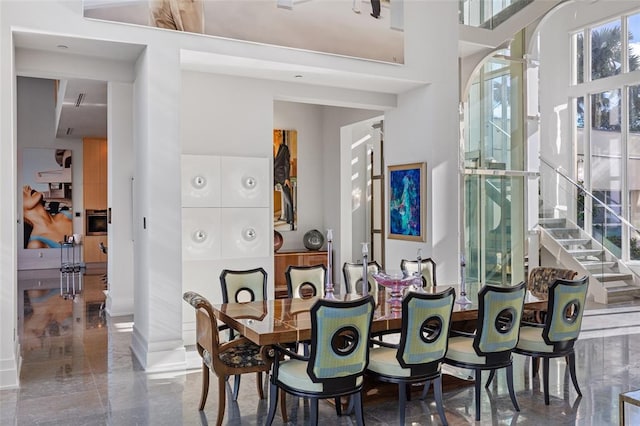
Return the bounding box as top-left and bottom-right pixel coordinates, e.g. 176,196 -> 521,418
513,275 -> 589,405
366,287 -> 456,425
444,282 -> 526,421
523,266 -> 578,323
265,295 -> 375,426
342,261 -> 381,300
219,267 -> 268,398
285,264 -> 327,299
400,258 -> 437,288
182,291 -> 271,426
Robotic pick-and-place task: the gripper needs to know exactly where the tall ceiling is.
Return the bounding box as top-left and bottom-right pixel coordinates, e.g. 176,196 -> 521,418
35,0 -> 560,140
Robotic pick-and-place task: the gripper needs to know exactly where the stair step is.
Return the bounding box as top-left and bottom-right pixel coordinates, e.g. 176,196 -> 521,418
603,284 -> 640,303
567,248 -> 603,257
556,238 -> 592,246
539,217 -> 566,227
595,273 -> 634,282
544,227 -> 581,234
581,260 -> 617,270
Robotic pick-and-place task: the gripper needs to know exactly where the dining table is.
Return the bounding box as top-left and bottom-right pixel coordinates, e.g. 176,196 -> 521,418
210,283 -> 547,347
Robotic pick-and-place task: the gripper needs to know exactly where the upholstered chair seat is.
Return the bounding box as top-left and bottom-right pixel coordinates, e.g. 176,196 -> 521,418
522,267 -> 577,323
443,282 -> 526,422
265,295 -> 375,426
513,275 -> 589,405
219,267 -> 268,399
366,287 -> 455,425
183,291 -> 271,426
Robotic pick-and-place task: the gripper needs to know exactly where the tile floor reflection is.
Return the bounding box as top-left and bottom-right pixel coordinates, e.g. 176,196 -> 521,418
2,269 -> 640,425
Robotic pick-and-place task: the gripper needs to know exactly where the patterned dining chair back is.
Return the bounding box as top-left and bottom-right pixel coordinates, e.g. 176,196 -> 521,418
220,267 -> 267,303
342,261 -> 381,302
543,276 -> 589,347
474,282 -> 526,358
397,287 -> 455,372
285,264 -> 327,299
527,267 -> 578,299
400,258 -> 437,287
308,295 -> 375,391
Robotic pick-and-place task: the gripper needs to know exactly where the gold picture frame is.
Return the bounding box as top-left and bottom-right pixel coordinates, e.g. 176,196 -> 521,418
387,162 -> 426,242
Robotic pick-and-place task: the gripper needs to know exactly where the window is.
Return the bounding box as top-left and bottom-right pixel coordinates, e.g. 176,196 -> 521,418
591,19 -> 622,81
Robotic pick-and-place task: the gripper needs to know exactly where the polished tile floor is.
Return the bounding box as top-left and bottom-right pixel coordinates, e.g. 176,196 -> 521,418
2,269 -> 640,425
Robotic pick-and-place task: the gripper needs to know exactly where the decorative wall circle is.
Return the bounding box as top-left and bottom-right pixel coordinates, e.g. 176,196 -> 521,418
242,227 -> 257,241
243,176 -> 257,189
192,229 -> 207,242
192,175 -> 207,189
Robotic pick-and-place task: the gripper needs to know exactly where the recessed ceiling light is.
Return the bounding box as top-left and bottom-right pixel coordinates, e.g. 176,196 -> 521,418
57,44 -> 68,49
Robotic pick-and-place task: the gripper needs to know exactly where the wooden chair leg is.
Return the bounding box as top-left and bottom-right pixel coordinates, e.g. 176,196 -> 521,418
256,372 -> 264,399
532,356 -> 540,377
334,397 -> 342,416
474,370 -> 482,421
543,357 -> 550,405
232,374 -> 241,400
421,379 -> 432,400
433,376 -> 448,426
265,381 -> 278,425
310,398 -> 319,425
280,387 -> 288,422
398,382 -> 407,425
567,352 -> 582,396
485,369 -> 496,388
506,364 -> 520,412
199,364 -> 210,410
354,392 -> 365,426
216,374 -> 226,426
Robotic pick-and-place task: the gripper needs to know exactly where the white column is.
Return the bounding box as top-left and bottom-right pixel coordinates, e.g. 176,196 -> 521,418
130,46 -> 185,372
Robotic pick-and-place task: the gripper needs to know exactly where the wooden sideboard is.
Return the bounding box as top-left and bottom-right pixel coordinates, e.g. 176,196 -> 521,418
274,249 -> 328,298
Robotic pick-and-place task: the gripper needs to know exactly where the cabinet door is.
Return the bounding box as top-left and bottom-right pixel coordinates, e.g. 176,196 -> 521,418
83,236 -> 107,263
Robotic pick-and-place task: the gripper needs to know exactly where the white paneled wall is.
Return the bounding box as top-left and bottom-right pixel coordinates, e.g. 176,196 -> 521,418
181,154 -> 270,346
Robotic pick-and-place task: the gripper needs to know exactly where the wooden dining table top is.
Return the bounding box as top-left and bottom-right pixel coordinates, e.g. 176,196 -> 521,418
211,283 -> 547,346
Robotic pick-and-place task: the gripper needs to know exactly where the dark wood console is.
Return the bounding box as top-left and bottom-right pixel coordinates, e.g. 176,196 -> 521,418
274,250 -> 328,298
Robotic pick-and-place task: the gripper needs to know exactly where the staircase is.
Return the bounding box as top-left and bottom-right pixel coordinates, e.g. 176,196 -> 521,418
538,217 -> 640,305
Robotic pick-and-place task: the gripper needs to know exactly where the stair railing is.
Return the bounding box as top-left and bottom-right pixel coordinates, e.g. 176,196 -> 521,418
539,157 -> 640,280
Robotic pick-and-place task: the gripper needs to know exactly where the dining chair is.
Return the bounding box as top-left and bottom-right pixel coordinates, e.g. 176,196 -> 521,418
522,266 -> 578,323
285,264 -> 327,299
511,275 -> 589,405
219,267 -> 268,399
182,291 -> 271,426
443,281 -> 526,421
366,287 -> 456,425
265,295 -> 375,426
400,258 -> 437,288
342,261 -> 381,299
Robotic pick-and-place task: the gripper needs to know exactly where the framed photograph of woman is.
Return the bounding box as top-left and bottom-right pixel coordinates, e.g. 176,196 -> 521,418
388,162 -> 426,242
